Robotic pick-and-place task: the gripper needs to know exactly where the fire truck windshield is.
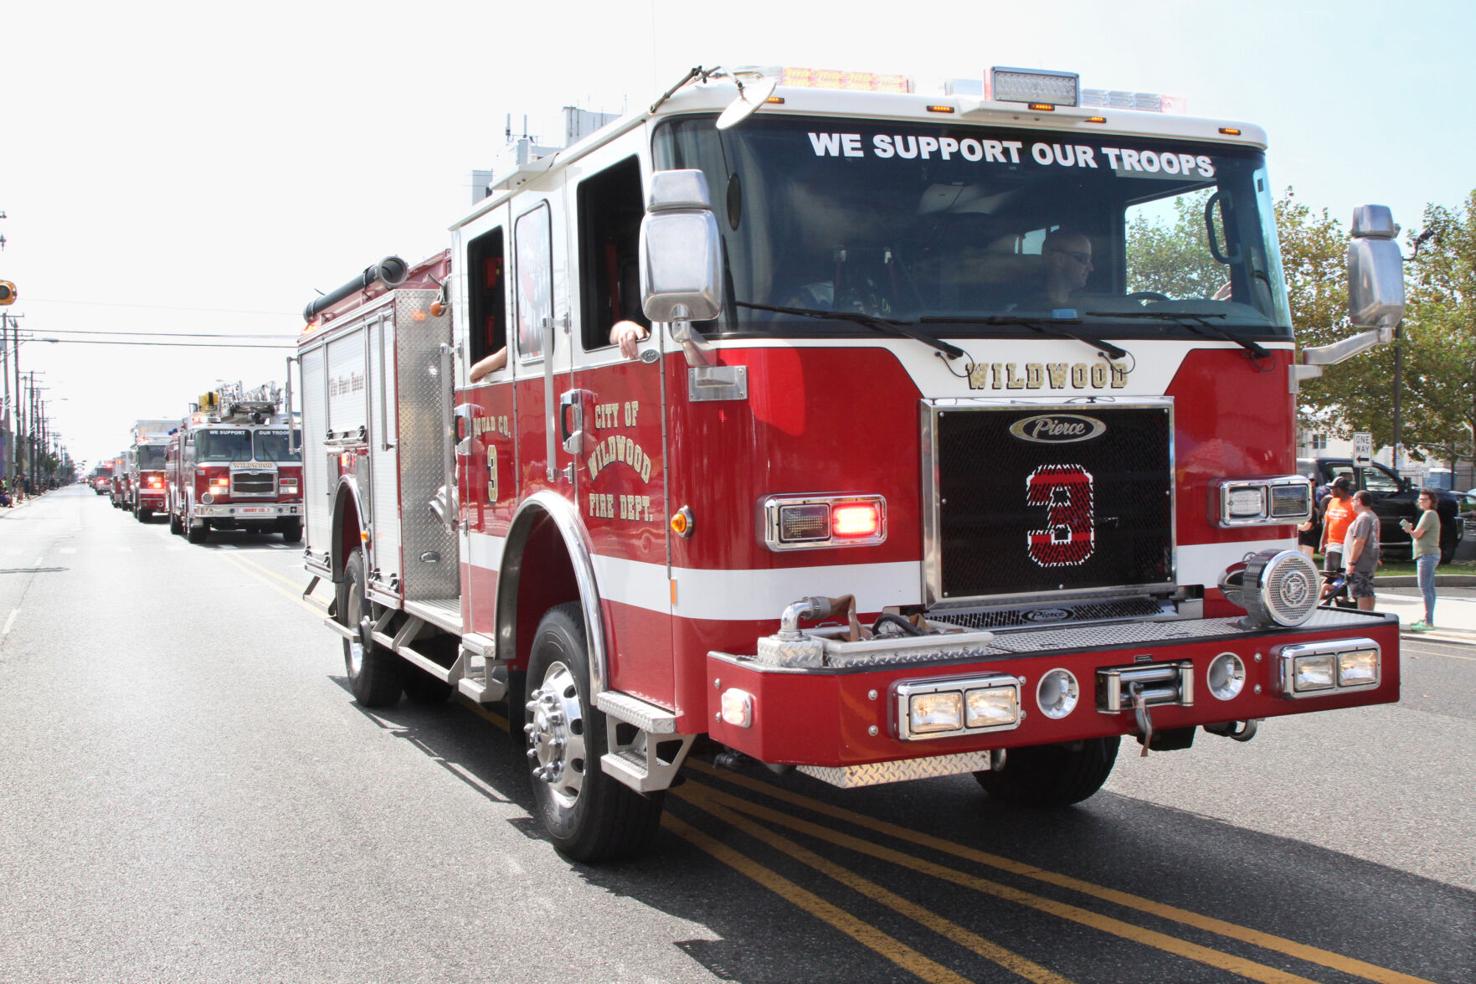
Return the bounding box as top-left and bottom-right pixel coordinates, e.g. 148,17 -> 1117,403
136,446 -> 167,469
653,115 -> 1291,341
195,429 -> 253,462
254,430 -> 301,462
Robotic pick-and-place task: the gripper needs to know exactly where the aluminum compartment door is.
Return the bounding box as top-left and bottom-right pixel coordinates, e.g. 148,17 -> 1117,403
393,290 -> 460,602
299,345 -> 330,557
326,333 -> 367,436
368,313 -> 402,594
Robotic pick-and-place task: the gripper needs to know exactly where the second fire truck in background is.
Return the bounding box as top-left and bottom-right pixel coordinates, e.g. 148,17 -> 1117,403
165,382 -> 303,544
128,419 -> 178,522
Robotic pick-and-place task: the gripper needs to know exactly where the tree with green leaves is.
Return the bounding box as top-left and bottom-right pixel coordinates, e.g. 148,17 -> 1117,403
1277,188 -> 1474,469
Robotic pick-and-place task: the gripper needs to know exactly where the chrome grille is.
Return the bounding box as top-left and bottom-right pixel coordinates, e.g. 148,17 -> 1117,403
925,400 -> 1174,602
232,470 -> 276,496
930,596 -> 1170,631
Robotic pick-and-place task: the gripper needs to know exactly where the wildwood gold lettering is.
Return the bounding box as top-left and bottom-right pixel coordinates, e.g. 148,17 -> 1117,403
968,360 -> 1128,392
586,434 -> 654,483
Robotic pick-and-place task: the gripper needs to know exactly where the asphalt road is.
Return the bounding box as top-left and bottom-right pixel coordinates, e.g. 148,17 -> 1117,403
1,487 -> 1472,983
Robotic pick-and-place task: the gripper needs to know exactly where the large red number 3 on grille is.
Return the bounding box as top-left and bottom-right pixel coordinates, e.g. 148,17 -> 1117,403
1025,465 -> 1095,567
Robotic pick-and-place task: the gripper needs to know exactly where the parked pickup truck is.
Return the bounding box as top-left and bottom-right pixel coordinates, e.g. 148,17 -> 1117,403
1298,456 -> 1464,563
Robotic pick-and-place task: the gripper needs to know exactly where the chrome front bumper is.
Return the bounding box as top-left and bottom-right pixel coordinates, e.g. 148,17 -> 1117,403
195,502 -> 301,519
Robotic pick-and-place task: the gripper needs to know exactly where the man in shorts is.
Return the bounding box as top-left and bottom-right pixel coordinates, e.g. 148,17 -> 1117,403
1318,476 -> 1355,572
1342,490 -> 1381,612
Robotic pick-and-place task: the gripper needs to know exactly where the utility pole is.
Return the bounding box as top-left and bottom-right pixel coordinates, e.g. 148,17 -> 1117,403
1,312 -> 9,487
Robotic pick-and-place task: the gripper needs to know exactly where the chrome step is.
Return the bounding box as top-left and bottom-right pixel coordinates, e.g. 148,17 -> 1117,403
595,691 -> 678,734
595,690 -> 691,793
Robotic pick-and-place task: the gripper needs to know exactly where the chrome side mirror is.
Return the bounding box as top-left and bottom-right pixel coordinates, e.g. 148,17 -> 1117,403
1347,204 -> 1404,334
1296,205 -> 1405,382
640,170 -> 723,324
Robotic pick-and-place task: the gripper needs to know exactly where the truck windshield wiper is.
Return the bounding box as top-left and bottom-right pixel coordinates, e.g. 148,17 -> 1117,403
1085,310 -> 1270,360
919,313 -> 1130,362
735,300 -> 967,361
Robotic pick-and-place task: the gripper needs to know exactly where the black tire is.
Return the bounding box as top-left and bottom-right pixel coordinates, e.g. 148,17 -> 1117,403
169,506 -> 182,535
135,506 -> 150,523
186,519 -> 209,544
279,519 -> 303,544
339,551 -> 402,707
975,737 -> 1120,807
525,602 -> 664,862
401,634 -> 455,704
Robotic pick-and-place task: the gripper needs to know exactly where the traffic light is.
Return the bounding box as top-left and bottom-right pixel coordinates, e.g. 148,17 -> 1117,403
0,280 -> 15,305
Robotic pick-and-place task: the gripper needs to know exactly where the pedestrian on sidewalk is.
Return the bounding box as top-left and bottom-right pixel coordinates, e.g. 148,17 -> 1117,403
1343,490 -> 1381,612
1401,489 -> 1441,631
1319,476 -> 1355,571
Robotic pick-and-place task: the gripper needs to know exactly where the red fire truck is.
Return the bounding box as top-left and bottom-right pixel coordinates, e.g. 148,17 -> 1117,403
298,66 -> 1406,862
90,463 -> 111,495
108,453 -> 129,509
128,418 -> 178,522
165,382 -> 304,544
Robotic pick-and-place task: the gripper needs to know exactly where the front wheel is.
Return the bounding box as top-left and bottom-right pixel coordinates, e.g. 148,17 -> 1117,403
278,518 -> 303,544
338,550 -> 402,707
186,519 -> 209,544
525,602 -> 664,862
135,506 -> 150,522
975,737 -> 1120,807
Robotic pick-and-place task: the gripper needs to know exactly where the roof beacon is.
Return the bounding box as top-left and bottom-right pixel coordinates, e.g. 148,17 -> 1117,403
988,66 -> 1080,107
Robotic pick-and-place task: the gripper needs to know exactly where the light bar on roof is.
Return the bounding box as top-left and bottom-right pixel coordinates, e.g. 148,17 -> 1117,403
1081,88 -> 1189,114
990,66 -> 1079,107
781,66 -> 913,93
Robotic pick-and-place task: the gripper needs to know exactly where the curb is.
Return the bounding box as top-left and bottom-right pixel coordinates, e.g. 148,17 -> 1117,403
1373,575 -> 1476,587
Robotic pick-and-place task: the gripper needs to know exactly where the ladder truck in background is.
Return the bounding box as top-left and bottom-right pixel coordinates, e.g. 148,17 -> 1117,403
165,381 -> 303,544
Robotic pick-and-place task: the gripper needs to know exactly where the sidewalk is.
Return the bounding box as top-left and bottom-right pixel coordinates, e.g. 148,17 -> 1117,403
1370,584 -> 1476,645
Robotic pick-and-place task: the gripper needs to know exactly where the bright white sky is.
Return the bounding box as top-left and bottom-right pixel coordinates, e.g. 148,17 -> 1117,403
4,0 -> 1471,468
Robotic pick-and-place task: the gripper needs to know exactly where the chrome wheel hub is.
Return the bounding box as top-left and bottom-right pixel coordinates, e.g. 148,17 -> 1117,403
525,661 -> 587,808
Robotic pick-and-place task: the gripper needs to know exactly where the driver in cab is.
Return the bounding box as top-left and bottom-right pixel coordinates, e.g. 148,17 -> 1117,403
1032,229 -> 1094,309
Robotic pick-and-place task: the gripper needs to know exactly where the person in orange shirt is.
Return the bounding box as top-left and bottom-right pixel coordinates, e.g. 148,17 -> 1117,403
1318,476 -> 1356,572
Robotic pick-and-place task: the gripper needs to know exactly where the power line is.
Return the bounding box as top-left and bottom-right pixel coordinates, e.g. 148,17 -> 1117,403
21,326 -> 297,339
21,297 -> 299,317
14,335 -> 293,349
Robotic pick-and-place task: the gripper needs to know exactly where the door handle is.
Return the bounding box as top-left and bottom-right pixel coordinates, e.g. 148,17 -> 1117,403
559,389 -> 588,455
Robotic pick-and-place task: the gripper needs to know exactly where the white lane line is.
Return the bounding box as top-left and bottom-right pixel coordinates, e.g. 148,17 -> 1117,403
3,610 -> 16,637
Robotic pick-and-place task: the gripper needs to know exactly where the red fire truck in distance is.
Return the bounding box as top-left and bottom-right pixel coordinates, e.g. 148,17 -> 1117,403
299,66 -> 1407,862
90,463 -> 112,495
128,418 -> 178,522
108,453 -> 129,509
165,382 -> 303,544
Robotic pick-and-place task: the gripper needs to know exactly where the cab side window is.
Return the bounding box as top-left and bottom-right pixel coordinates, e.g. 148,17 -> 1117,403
468,228 -> 507,367
577,156 -> 647,351
515,203 -> 554,361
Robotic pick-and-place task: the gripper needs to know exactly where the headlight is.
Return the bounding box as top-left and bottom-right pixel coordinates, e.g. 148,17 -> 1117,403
1279,639 -> 1381,699
894,674 -> 1021,740
909,692 -> 963,734
966,687 -> 1018,728
1036,668 -> 1079,719
280,479 -> 299,494
1292,654 -> 1336,692
1218,476 -> 1312,527
200,493 -> 215,505
1338,649 -> 1379,687
1207,652 -> 1246,701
